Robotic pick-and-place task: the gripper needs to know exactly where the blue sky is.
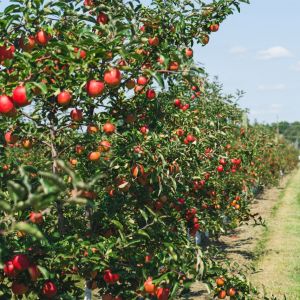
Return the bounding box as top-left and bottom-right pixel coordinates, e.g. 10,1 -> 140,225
194,0 -> 300,124
1,0 -> 299,123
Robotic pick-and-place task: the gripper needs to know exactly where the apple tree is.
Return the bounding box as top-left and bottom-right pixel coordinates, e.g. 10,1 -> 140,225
0,0 -> 297,299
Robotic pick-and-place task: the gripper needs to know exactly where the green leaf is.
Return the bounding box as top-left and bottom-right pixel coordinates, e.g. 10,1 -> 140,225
14,222 -> 46,240
137,229 -> 150,239
111,220 -> 123,230
31,82 -> 48,95
146,69 -> 165,89
38,266 -> 50,279
4,4 -> 20,14
21,165 -> 38,174
189,66 -> 205,74
39,171 -> 66,191
0,200 -> 11,212
170,282 -> 179,299
7,181 -> 27,203
169,176 -> 177,192
139,209 -> 148,222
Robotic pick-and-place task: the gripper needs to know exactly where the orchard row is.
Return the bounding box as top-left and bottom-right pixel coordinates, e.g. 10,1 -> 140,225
1,0 -> 297,299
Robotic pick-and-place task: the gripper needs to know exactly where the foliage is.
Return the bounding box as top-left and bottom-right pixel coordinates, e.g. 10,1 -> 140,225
0,0 -> 297,299
267,121 -> 300,149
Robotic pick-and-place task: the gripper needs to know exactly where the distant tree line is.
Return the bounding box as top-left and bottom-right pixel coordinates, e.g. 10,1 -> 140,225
269,122 -> 300,149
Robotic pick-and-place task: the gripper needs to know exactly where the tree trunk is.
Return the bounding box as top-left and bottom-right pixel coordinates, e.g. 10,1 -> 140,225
50,120 -> 65,235
84,282 -> 92,300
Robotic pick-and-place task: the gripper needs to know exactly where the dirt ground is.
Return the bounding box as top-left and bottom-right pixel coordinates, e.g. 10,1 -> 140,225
184,171 -> 295,300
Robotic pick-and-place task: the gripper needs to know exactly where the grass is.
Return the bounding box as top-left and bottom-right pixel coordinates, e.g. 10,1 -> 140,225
251,168 -> 300,299
252,177 -> 291,262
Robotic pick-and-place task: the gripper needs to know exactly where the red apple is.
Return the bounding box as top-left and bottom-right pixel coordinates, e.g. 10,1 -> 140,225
193,223 -> 200,230
157,56 -> 165,64
210,23 -> 219,32
4,261 -> 17,277
235,158 -> 242,165
12,254 -> 30,271
0,95 -> 15,114
104,68 -> 122,87
86,80 -> 105,97
148,36 -> 159,46
28,264 -> 41,281
57,90 -> 72,106
218,290 -> 226,299
185,48 -> 193,57
11,282 -> 28,295
112,273 -> 120,282
99,140 -> 111,152
134,85 -> 143,94
19,36 -> 36,52
88,151 -> 101,161
202,34 -> 210,45
103,270 -> 119,284
36,30 -> 49,45
144,277 -> 156,293
125,114 -> 136,123
84,0 -> 93,6
169,61 -> 179,71
12,86 -> 29,107
74,47 -> 86,59
5,131 -> 18,144
217,165 -> 224,173
174,99 -> 181,107
87,124 -> 99,134
146,89 -> 156,100
70,109 -> 83,122
176,128 -> 185,136
118,59 -> 127,67
125,79 -> 135,89
0,45 -> 15,60
186,134 -> 196,143
131,164 -> 145,178
42,281 -> 57,298
145,255 -> 152,263
103,270 -> 113,283
103,122 -> 116,135
219,158 -> 226,165
97,12 -> 109,24
140,125 -> 149,135
75,145 -> 85,154
227,288 -> 236,297
137,76 -> 148,85
193,217 -> 199,224
181,104 -> 189,111
133,145 -> 143,154
29,212 -> 43,224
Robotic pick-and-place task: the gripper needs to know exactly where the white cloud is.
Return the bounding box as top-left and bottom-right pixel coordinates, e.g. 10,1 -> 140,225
270,103 -> 283,109
251,104 -> 282,116
229,46 -> 247,55
291,60 -> 300,71
257,46 -> 292,60
257,84 -> 286,91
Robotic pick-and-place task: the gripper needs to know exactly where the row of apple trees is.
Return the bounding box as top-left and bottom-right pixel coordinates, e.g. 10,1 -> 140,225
0,0 -> 298,299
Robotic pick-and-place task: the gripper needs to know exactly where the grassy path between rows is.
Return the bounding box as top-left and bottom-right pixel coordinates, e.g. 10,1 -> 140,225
251,167 -> 300,299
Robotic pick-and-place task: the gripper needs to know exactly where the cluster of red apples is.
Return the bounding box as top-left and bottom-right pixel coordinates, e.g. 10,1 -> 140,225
3,254 -> 57,298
